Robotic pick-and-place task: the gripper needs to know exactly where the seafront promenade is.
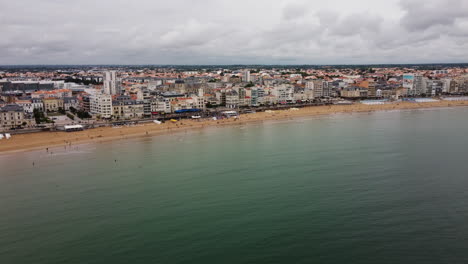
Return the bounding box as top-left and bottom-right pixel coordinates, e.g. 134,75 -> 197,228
1,100 -> 467,154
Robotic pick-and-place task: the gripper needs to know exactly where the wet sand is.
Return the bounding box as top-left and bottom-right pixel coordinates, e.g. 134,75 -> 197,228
0,101 -> 466,154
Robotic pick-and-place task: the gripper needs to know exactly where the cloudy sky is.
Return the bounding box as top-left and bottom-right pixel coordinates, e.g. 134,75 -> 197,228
1,0 -> 467,65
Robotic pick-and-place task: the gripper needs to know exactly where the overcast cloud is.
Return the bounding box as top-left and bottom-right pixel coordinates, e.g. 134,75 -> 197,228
0,0 -> 467,64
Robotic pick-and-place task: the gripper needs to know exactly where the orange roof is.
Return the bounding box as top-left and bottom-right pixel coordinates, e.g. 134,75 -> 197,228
15,100 -> 31,104
33,89 -> 71,95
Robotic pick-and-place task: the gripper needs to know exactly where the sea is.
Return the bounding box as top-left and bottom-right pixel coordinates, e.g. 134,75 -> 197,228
1,107 -> 468,264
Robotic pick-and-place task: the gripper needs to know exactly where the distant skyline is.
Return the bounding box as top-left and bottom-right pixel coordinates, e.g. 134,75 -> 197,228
1,0 -> 467,65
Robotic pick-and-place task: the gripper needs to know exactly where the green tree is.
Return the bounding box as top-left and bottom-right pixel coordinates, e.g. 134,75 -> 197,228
244,82 -> 254,88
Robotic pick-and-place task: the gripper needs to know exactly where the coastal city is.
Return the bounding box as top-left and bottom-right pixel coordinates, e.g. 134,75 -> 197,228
1,65 -> 468,133
3,0 -> 468,263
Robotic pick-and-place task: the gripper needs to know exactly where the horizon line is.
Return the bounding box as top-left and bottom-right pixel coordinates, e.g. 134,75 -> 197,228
1,62 -> 468,67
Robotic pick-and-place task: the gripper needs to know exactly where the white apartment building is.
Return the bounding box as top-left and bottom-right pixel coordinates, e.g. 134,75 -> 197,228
103,71 -> 120,95
243,71 -> 251,82
90,93 -> 112,118
273,85 -> 294,102
151,98 -> 172,113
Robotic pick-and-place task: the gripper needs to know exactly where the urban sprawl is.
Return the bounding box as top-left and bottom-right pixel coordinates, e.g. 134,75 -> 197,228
1,66 -> 468,132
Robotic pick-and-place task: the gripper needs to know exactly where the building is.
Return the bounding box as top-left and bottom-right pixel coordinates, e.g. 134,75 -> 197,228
151,98 -> 171,114
273,84 -> 294,103
225,90 -> 239,109
81,95 -> 91,113
402,74 -> 415,96
414,75 -> 427,95
341,87 -> 367,98
43,98 -> 64,112
243,71 -> 251,82
103,71 -> 120,95
112,100 -> 145,119
0,104 -> 34,130
170,97 -> 205,112
31,89 -> 72,99
358,79 -> 376,97
32,98 -> 44,112
306,80 -> 326,98
63,97 -> 80,111
0,81 -> 54,92
90,93 -> 112,118
15,100 -> 34,113
251,87 -> 265,106
304,81 -> 315,100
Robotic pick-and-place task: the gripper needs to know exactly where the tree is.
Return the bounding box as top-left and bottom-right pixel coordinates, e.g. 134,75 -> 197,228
33,108 -> 45,124
33,109 -> 53,124
77,110 -> 91,119
244,82 -> 254,88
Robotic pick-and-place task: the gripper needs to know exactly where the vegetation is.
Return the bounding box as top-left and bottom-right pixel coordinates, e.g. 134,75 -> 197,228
76,110 -> 92,119
70,106 -> 91,119
58,107 -> 66,115
33,109 -> 53,124
206,102 -> 218,108
244,82 -> 254,88
296,71 -> 311,77
63,77 -> 102,85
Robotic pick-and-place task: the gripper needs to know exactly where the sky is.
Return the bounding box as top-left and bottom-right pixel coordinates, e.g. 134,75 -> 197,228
1,0 -> 467,65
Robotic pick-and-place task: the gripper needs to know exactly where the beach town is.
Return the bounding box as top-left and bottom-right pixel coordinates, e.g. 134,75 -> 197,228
1,65 -> 468,153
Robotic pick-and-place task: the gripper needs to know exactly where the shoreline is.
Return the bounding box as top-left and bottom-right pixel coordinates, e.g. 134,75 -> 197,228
1,101 -> 467,155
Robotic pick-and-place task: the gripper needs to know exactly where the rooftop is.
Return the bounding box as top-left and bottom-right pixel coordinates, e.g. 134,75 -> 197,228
0,104 -> 24,112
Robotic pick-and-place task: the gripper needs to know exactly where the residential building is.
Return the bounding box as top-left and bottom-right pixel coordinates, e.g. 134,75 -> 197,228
15,100 -> 34,113
0,104 -> 34,130
341,87 -> 368,98
31,89 -> 72,99
273,84 -> 294,102
90,93 -> 112,118
225,90 -> 239,109
43,98 -> 64,112
151,98 -> 171,114
243,71 -> 251,82
63,97 -> 80,111
112,100 -> 145,119
103,71 -> 120,95
32,98 -> 44,112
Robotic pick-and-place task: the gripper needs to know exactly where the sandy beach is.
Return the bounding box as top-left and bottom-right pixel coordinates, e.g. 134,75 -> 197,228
0,100 -> 466,154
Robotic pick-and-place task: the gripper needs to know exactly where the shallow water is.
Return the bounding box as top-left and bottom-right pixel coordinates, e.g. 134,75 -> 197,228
1,107 -> 468,264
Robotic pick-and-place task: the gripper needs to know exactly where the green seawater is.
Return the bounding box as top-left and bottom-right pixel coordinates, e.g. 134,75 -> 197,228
1,107 -> 468,264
